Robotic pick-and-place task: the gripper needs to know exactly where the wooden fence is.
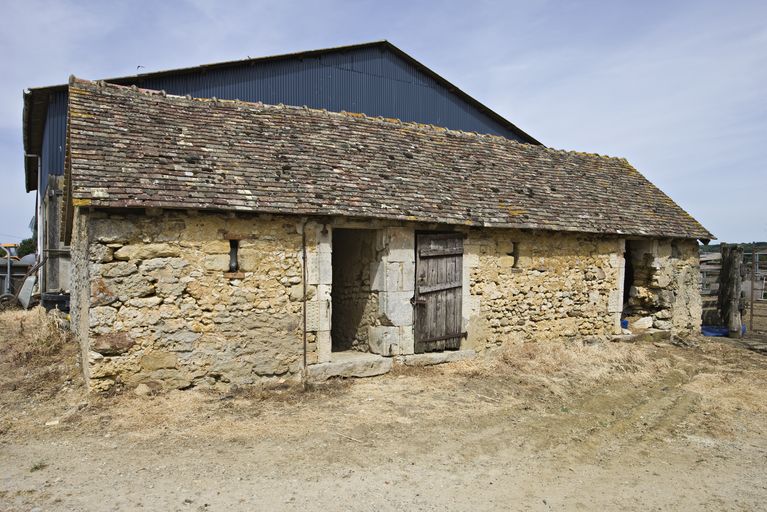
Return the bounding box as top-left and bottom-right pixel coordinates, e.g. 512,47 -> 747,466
753,300 -> 767,332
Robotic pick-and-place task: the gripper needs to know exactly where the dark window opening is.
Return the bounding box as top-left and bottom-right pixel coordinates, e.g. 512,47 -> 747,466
229,240 -> 239,272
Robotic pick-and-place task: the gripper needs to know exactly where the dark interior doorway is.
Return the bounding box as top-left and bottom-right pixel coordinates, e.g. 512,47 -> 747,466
623,242 -> 634,306
331,229 -> 378,352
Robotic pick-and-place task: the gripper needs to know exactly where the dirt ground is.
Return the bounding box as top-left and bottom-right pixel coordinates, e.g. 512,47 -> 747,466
1,310 -> 767,511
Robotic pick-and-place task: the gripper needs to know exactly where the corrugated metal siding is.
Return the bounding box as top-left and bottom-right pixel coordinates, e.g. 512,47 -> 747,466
40,46 -> 523,188
40,91 -> 67,193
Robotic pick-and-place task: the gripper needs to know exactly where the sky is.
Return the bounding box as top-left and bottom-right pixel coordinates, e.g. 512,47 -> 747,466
0,0 -> 765,243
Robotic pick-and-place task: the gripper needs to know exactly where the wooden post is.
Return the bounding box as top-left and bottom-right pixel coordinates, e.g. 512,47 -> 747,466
750,244 -> 756,333
718,244 -> 744,338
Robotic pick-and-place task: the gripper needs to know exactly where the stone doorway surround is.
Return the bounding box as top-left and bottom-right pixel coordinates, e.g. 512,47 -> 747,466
303,222 -> 417,365
303,221 -> 476,380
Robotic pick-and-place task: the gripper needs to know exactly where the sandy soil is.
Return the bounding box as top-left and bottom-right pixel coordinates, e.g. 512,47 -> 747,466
1,311 -> 766,511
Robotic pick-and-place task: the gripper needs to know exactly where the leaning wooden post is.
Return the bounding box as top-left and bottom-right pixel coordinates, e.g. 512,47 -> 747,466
749,243 -> 756,333
718,244 -> 744,338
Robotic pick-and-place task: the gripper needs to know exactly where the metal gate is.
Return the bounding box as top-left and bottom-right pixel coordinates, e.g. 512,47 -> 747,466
413,232 -> 464,353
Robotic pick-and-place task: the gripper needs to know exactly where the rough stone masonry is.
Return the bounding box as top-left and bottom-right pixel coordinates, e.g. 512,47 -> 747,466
70,208 -> 702,392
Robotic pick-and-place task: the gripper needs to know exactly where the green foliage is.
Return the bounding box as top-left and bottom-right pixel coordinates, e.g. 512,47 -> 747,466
16,238 -> 36,258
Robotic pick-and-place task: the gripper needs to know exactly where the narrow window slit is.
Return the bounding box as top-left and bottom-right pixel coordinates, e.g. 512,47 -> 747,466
229,239 -> 240,272
510,242 -> 520,268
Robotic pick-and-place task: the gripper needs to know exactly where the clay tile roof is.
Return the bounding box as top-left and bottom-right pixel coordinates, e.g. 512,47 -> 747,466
65,78 -> 713,240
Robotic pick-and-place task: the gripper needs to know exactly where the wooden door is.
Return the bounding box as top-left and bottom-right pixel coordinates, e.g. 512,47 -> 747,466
414,232 -> 464,353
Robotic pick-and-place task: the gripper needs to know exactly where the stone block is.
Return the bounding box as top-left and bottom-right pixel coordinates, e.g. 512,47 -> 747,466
140,351 -> 178,371
398,350 -> 476,367
307,354 -> 392,381
630,316 -> 653,330
306,250 -> 332,285
398,326 -> 415,355
89,306 -> 117,328
141,257 -> 187,272
203,254 -> 230,271
91,279 -> 118,307
368,326 -> 400,356
607,290 -> 622,313
115,274 -> 155,302
305,300 -> 330,331
202,240 -> 231,254
386,262 -> 403,291
113,243 -> 180,261
463,251 -> 480,268
306,252 -> 320,285
89,244 -> 114,263
316,284 -> 332,302
379,291 -> 414,326
317,330 -> 332,363
388,247 -> 413,263
92,332 -> 135,356
318,251 -> 333,285
101,262 -> 138,278
305,301 -> 320,331
310,224 -> 332,252
90,218 -> 137,243
401,261 -> 415,292
498,255 -> 515,268
319,300 -> 331,331
125,296 -> 163,308
370,260 -> 385,291
386,228 -> 414,262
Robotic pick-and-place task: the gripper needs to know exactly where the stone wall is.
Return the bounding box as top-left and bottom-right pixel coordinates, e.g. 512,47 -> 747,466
463,230 -> 623,349
622,239 -> 701,334
70,207 -> 703,391
669,240 -> 703,334
72,209 -> 308,392
331,229 -> 379,352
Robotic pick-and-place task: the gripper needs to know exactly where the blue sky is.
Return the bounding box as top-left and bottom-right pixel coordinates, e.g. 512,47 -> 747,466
1,0 -> 765,243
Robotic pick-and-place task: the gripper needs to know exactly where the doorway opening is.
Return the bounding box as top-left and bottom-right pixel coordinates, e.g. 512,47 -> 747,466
622,240 -> 669,329
331,229 -> 379,353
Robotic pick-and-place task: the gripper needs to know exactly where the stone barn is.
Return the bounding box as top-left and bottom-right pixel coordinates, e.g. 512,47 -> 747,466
64,78 -> 712,392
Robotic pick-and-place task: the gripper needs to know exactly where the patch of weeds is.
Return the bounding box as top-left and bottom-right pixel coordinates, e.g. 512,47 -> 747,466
30,461 -> 48,472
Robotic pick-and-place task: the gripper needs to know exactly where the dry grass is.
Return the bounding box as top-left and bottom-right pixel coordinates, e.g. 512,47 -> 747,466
450,339 -> 673,401
0,308 -> 69,365
497,339 -> 669,382
0,307 -> 79,404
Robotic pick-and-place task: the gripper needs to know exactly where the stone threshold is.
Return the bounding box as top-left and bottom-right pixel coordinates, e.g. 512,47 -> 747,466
307,352 -> 393,381
306,349 -> 477,381
395,349 -> 476,367
611,329 -> 672,344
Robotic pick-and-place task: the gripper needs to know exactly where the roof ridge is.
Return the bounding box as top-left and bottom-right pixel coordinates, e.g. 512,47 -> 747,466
69,77 -> 626,161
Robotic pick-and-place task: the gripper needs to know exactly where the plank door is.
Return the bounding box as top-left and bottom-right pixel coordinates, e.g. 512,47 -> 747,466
414,232 -> 464,353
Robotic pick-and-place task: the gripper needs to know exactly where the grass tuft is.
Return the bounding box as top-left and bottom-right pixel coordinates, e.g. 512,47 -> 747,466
30,461 -> 48,472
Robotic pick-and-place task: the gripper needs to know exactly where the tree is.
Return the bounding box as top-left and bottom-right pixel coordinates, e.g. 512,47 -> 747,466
17,238 -> 36,258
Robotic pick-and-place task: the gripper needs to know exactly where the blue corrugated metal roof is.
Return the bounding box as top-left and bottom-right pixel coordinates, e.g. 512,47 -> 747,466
25,41 -> 538,192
